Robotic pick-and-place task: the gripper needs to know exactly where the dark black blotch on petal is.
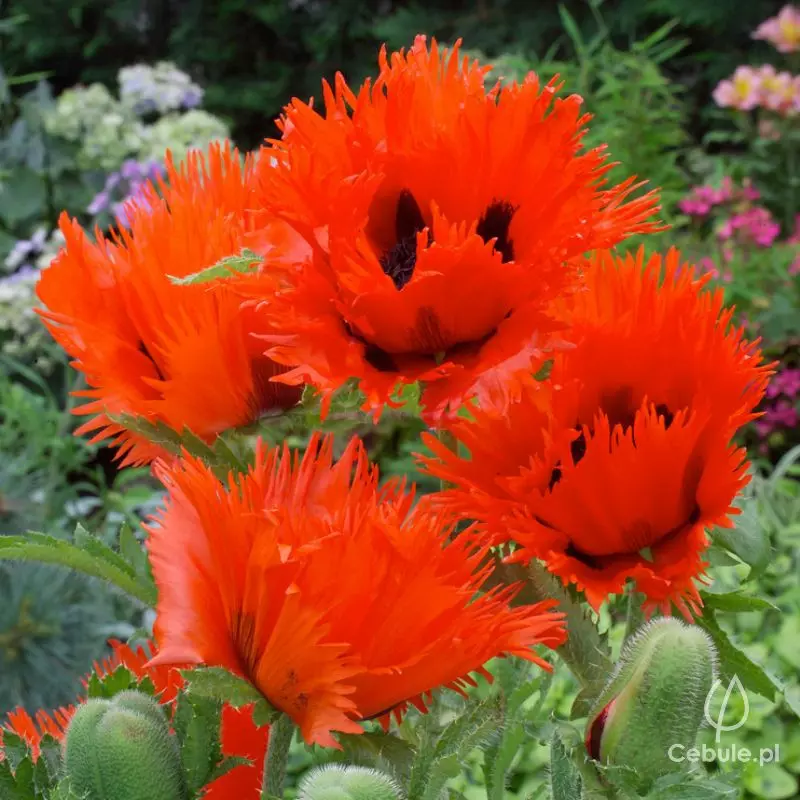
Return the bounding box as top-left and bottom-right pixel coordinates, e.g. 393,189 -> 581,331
363,342 -> 398,373
654,403 -> 675,429
570,430 -> 587,465
380,189 -> 428,290
476,200 -> 517,263
138,340 -> 165,381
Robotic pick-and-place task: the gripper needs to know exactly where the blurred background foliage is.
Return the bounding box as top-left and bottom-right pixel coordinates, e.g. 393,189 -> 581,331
1,1 -> 799,797
0,0 -> 785,148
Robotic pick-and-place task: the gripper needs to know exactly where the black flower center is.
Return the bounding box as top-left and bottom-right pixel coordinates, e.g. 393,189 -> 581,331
380,190 -> 429,290
476,200 -> 517,263
548,405 -> 674,490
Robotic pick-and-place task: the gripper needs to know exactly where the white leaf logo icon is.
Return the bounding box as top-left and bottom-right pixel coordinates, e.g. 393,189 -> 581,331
704,674 -> 749,743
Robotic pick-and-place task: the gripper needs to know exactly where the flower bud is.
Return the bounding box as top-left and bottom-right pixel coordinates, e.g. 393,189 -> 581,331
63,693 -> 188,800
586,618 -> 717,788
298,765 -> 403,800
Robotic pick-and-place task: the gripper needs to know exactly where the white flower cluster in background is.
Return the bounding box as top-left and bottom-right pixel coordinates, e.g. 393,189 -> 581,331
119,62 -> 204,116
1,227 -> 65,372
43,64 -> 228,174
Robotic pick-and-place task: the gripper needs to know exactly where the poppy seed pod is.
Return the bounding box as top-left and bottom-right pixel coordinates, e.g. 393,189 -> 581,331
298,765 -> 403,800
63,693 -> 188,800
586,618 -> 717,789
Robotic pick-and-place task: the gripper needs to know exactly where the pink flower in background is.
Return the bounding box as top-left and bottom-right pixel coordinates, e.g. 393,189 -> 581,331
766,368 -> 800,398
756,65 -> 797,111
678,178 -> 745,217
718,206 -> 781,247
753,5 -> 800,53
713,66 -> 762,110
765,400 -> 799,428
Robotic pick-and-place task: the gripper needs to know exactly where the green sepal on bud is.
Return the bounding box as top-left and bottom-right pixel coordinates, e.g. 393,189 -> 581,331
63,691 -> 188,800
297,765 -> 404,800
586,618 -> 718,790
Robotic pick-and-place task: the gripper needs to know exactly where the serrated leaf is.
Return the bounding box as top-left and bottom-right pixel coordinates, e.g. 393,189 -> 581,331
700,590 -> 778,613
182,667 -> 278,725
0,531 -> 156,606
549,731 -> 582,800
169,249 -> 261,285
334,732 -> 415,780
206,755 -> 253,784
695,606 -> 782,700
645,771 -> 741,799
114,415 -> 251,481
521,560 -> 612,699
85,666 -> 136,698
709,493 -> 770,571
0,732 -> 29,772
409,698 -> 504,800
174,693 -> 223,795
35,735 -> 62,785
118,524 -> 149,578
10,757 -> 35,800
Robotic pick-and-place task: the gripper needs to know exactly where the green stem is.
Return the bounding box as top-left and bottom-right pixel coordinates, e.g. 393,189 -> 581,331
261,713 -> 294,799
623,586 -> 645,644
508,559 -> 612,694
436,428 -> 459,491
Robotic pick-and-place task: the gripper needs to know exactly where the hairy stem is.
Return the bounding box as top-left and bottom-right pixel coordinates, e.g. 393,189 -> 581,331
261,713 -> 294,799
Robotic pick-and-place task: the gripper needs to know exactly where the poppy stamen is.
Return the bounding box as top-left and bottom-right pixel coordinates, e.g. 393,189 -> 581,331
476,200 -> 517,263
380,189 -> 428,290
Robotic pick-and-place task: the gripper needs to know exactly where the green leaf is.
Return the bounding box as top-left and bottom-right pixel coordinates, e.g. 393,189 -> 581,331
695,606 -> 782,701
118,524 -> 150,579
206,756 -> 253,784
408,697 -> 504,800
169,249 -> 261,285
700,590 -> 778,613
0,531 -> 157,607
173,693 -> 223,795
709,492 -> 770,572
113,415 -> 251,481
549,731 -> 582,800
0,732 -> 29,772
645,771 -> 739,799
334,732 -> 416,781
182,667 -> 279,726
519,560 -> 612,701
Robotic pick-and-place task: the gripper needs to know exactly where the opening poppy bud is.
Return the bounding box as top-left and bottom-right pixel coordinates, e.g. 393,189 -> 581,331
63,693 -> 188,800
585,618 -> 717,789
297,765 -> 403,800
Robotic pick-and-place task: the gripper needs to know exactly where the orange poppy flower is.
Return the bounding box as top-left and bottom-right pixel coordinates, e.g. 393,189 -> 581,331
248,36 -> 661,420
423,249 -> 770,616
146,433 -> 566,748
36,143 -> 305,466
1,640 -> 268,798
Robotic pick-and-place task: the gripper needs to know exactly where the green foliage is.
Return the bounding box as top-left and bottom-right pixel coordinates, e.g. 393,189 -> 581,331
182,666 -> 279,728
63,694 -> 188,800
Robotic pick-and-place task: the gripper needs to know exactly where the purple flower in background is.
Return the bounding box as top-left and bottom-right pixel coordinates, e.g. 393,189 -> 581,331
87,159 -> 166,226
767,368 -> 800,399
4,227 -> 48,271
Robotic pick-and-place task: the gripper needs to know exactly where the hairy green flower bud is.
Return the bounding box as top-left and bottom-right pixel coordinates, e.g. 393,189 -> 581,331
298,765 -> 403,800
586,618 -> 717,789
63,693 -> 188,800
